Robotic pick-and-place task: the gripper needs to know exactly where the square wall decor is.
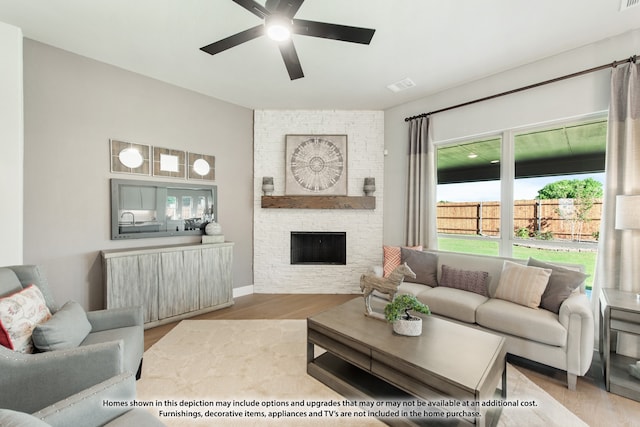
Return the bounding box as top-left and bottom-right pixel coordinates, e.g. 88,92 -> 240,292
188,152 -> 215,181
285,134 -> 347,195
153,147 -> 186,178
110,139 -> 150,175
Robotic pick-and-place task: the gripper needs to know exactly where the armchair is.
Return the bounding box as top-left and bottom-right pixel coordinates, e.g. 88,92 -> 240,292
0,265 -> 144,414
0,373 -> 165,426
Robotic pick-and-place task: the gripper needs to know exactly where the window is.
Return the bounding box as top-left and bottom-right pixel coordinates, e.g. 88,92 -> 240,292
512,119 -> 606,289
437,137 -> 501,256
436,116 -> 606,290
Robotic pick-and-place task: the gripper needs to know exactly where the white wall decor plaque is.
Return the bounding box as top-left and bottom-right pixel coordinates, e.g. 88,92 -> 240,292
110,139 -> 150,175
285,134 -> 347,195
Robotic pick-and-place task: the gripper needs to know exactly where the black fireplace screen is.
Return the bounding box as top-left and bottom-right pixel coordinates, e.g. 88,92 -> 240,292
290,232 -> 346,265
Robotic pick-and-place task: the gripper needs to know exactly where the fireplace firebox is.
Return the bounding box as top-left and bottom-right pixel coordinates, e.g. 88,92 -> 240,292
290,232 -> 346,265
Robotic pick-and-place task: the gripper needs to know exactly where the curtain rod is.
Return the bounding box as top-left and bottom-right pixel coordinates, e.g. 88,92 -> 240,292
404,54 -> 638,122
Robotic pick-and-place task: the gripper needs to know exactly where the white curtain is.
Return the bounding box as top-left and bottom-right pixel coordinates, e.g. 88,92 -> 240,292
593,61 -> 640,354
406,116 -> 437,248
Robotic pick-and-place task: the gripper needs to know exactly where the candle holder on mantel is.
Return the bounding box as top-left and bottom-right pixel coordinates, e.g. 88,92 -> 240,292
262,177 -> 274,196
363,177 -> 376,196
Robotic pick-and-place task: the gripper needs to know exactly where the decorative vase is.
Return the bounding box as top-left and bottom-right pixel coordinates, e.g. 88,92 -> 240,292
363,177 -> 376,196
205,221 -> 222,236
392,316 -> 422,336
262,177 -> 274,196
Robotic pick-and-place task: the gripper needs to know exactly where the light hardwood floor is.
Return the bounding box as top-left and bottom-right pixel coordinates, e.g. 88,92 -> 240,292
143,293 -> 640,426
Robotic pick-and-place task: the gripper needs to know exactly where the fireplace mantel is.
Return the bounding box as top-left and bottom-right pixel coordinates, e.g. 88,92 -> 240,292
261,196 -> 375,209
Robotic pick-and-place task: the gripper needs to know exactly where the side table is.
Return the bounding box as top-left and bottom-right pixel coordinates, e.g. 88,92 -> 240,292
599,288 -> 640,401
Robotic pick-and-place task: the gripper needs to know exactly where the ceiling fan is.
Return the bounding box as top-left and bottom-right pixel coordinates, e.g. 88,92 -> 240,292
200,0 -> 376,80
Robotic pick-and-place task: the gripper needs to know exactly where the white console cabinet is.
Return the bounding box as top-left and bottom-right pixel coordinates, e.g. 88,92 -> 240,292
102,242 -> 234,328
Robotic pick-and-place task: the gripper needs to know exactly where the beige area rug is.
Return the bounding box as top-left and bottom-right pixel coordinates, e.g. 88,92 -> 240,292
137,320 -> 587,427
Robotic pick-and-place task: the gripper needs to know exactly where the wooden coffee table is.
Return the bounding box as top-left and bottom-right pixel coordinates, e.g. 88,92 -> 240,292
307,297 -> 506,427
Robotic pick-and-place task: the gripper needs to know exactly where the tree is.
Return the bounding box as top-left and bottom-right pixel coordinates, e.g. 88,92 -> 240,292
537,178 -> 602,241
536,178 -> 603,200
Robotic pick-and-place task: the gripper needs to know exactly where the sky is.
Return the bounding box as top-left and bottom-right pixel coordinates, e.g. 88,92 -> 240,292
437,173 -> 605,202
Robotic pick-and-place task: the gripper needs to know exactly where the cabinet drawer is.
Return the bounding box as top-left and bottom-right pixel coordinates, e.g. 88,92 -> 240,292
611,309 -> 640,324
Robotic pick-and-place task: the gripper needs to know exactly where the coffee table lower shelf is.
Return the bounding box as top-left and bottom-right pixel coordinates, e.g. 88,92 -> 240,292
308,352 -> 502,427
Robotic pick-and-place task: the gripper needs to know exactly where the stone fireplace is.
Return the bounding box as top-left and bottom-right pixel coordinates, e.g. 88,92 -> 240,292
253,110 -> 384,293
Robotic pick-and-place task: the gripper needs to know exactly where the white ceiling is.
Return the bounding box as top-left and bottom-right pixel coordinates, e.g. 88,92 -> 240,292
1,0 -> 640,110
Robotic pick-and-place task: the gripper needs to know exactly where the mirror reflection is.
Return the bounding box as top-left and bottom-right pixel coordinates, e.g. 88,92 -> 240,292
111,179 -> 217,240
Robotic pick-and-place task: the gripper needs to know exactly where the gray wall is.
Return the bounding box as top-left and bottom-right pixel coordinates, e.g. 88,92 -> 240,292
0,22 -> 23,266
23,40 -> 254,310
383,29 -> 640,246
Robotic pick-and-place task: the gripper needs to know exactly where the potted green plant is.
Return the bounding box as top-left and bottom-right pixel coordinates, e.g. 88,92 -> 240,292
384,294 -> 430,336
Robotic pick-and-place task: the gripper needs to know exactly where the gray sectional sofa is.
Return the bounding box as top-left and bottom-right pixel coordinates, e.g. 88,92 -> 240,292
381,248 -> 594,390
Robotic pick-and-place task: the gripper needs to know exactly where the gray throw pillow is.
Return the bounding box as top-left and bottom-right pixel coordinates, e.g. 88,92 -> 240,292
440,265 -> 490,297
400,248 -> 438,286
32,300 -> 92,351
528,258 -> 588,314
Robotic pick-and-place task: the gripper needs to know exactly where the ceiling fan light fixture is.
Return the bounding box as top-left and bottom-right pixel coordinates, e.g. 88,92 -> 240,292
265,15 -> 292,42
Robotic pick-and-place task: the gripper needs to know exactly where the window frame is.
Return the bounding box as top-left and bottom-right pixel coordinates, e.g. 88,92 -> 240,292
434,112 -> 607,259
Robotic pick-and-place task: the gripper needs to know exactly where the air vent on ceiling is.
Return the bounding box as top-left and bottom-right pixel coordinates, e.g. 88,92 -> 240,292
387,78 -> 416,93
620,0 -> 640,11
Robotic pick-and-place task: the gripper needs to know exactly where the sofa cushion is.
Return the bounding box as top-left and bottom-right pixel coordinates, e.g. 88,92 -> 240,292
439,265 -> 489,297
528,258 -> 588,314
0,285 -> 52,353
398,281 -> 433,297
430,251 -> 517,297
494,261 -> 551,309
417,287 -> 488,323
401,248 -> 438,286
32,301 -> 92,351
383,245 -> 422,277
476,299 -> 567,347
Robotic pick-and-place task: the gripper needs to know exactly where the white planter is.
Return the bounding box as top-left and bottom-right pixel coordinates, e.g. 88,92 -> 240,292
392,316 -> 422,336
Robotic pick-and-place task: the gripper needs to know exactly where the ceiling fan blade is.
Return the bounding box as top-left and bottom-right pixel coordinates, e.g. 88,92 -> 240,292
265,0 -> 305,17
292,19 -> 375,44
232,0 -> 270,19
278,39 -> 304,80
200,25 -> 264,55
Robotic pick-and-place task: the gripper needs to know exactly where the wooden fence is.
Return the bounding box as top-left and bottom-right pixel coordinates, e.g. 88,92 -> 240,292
437,198 -> 602,242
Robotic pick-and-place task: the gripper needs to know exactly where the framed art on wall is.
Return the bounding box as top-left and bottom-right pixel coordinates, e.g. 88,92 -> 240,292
285,134 -> 347,195
110,139 -> 151,175
153,147 -> 186,178
188,152 -> 215,181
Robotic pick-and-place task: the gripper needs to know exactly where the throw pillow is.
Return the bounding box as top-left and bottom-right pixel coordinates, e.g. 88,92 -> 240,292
383,245 -> 422,277
528,257 -> 588,314
0,285 -> 52,353
495,261 -> 552,309
32,300 -> 92,352
439,265 -> 489,297
400,248 -> 438,286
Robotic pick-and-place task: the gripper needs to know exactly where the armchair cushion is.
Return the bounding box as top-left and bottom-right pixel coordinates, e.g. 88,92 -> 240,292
0,409 -> 49,427
32,301 -> 91,351
0,285 -> 52,353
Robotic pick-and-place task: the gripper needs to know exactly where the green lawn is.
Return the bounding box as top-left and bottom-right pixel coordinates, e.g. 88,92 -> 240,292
437,237 -> 597,289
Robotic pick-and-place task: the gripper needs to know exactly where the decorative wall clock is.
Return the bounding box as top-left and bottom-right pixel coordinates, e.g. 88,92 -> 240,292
285,134 -> 347,195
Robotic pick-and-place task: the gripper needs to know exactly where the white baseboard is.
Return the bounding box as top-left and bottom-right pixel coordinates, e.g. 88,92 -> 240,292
233,284 -> 254,298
